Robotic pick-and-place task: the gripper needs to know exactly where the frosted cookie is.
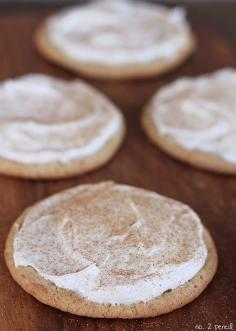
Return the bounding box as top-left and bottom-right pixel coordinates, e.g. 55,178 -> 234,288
0,74 -> 125,179
5,181 -> 217,318
142,68 -> 236,174
35,0 -> 195,80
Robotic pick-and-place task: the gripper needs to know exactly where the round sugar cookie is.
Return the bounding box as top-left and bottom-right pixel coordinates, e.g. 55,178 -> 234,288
0,74 -> 125,179
5,181 -> 217,319
35,0 -> 195,80
142,68 -> 236,174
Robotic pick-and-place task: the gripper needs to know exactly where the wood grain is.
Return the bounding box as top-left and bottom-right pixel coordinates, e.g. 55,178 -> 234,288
0,6 -> 235,331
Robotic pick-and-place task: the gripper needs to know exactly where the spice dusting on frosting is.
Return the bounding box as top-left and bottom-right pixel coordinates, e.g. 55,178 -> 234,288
14,182 -> 207,304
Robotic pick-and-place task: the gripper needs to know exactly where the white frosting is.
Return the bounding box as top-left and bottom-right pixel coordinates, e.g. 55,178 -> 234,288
0,74 -> 123,164
151,68 -> 236,164
46,0 -> 193,65
13,182 -> 207,305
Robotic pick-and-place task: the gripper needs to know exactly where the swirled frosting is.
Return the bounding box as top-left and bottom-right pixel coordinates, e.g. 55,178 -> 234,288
150,68 -> 236,164
0,74 -> 123,164
13,182 -> 207,305
46,0 -> 193,65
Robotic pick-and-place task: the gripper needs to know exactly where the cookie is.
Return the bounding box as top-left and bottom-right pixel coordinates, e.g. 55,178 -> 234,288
0,74 -> 125,179
35,0 -> 195,80
5,181 -> 217,318
142,68 -> 236,174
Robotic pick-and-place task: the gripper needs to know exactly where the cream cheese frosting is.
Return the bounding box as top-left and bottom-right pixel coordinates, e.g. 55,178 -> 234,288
46,0 -> 193,66
13,182 -> 207,305
150,68 -> 236,164
0,74 -> 123,164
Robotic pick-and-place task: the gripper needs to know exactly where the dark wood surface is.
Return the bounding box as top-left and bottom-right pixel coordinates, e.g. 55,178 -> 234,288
0,5 -> 236,331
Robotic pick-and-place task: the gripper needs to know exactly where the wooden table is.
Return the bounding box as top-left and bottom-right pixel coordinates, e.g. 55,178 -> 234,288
0,3 -> 235,331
